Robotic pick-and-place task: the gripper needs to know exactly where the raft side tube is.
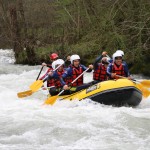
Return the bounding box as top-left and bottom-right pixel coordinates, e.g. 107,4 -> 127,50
88,86 -> 142,106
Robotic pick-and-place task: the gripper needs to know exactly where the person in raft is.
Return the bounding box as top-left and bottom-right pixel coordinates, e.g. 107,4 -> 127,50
110,50 -> 127,65
107,52 -> 131,79
93,56 -> 110,84
60,54 -> 93,93
47,59 -> 69,96
39,53 -> 59,88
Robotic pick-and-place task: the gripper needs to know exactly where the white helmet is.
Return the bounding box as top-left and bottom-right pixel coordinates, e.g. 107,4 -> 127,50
52,60 -> 57,70
112,53 -> 116,60
113,52 -> 122,60
52,59 -> 64,69
70,54 -> 80,64
115,50 -> 124,56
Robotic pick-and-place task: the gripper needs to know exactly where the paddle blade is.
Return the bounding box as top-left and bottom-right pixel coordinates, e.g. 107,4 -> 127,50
137,83 -> 150,98
44,95 -> 58,105
142,88 -> 150,98
17,90 -> 33,98
140,80 -> 150,88
29,80 -> 43,92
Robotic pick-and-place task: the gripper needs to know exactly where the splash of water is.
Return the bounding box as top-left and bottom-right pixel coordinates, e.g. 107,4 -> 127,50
0,49 -> 15,64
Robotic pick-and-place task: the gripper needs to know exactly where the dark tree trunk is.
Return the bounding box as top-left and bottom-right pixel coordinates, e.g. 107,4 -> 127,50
18,0 -> 37,65
9,1 -> 37,65
9,4 -> 22,63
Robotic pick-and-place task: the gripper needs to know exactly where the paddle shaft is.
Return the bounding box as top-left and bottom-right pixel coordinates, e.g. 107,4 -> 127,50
106,54 -> 111,60
36,66 -> 44,80
57,68 -> 90,96
43,62 -> 66,82
115,75 -> 141,83
115,75 -> 150,97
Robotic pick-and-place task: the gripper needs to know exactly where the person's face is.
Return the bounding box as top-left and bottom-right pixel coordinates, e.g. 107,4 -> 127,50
104,64 -> 109,67
57,65 -> 63,71
73,59 -> 80,67
115,57 -> 122,65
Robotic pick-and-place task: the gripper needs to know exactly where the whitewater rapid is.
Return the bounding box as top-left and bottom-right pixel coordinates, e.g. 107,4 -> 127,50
0,49 -> 150,150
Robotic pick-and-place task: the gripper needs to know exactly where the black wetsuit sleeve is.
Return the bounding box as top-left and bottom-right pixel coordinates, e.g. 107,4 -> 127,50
93,55 -> 103,69
47,64 -> 52,68
86,68 -> 92,72
81,65 -> 92,72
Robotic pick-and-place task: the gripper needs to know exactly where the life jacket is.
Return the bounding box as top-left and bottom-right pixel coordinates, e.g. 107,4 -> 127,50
51,70 -> 65,88
93,63 -> 108,81
47,67 -> 55,87
68,65 -> 83,86
112,63 -> 125,76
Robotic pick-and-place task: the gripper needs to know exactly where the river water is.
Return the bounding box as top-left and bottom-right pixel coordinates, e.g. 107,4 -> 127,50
0,49 -> 150,150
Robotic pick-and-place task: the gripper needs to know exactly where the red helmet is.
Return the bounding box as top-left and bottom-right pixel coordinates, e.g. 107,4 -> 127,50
50,53 -> 59,60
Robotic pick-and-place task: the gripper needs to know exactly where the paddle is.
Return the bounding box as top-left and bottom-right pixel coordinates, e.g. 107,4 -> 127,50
115,75 -> 150,98
29,66 -> 48,92
17,66 -> 44,98
106,54 -> 111,60
29,62 -> 65,93
115,75 -> 150,88
17,90 -> 33,98
132,79 -> 150,88
17,63 -> 64,98
17,86 -> 54,98
44,68 -> 90,105
36,66 -> 44,80
17,79 -> 45,98
136,83 -> 150,98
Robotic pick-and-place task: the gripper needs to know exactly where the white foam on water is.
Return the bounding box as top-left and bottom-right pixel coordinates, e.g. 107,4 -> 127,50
0,50 -> 150,150
0,49 -> 15,64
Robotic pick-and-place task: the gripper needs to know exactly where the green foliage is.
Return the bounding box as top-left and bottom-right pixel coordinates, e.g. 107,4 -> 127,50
15,51 -> 28,64
1,0 -> 150,76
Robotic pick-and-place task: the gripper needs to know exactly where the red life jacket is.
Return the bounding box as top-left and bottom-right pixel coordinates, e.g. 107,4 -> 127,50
51,70 -> 65,88
112,63 -> 125,76
47,67 -> 55,87
93,63 -> 108,81
68,65 -> 83,86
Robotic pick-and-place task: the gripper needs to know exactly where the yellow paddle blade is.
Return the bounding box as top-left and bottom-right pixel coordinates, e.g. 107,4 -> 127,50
44,95 -> 58,105
29,80 -> 43,92
142,88 -> 150,98
136,83 -> 150,98
17,90 -> 33,98
140,80 -> 150,88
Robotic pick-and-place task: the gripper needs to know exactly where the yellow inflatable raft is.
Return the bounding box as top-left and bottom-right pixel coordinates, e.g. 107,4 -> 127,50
57,79 -> 142,106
